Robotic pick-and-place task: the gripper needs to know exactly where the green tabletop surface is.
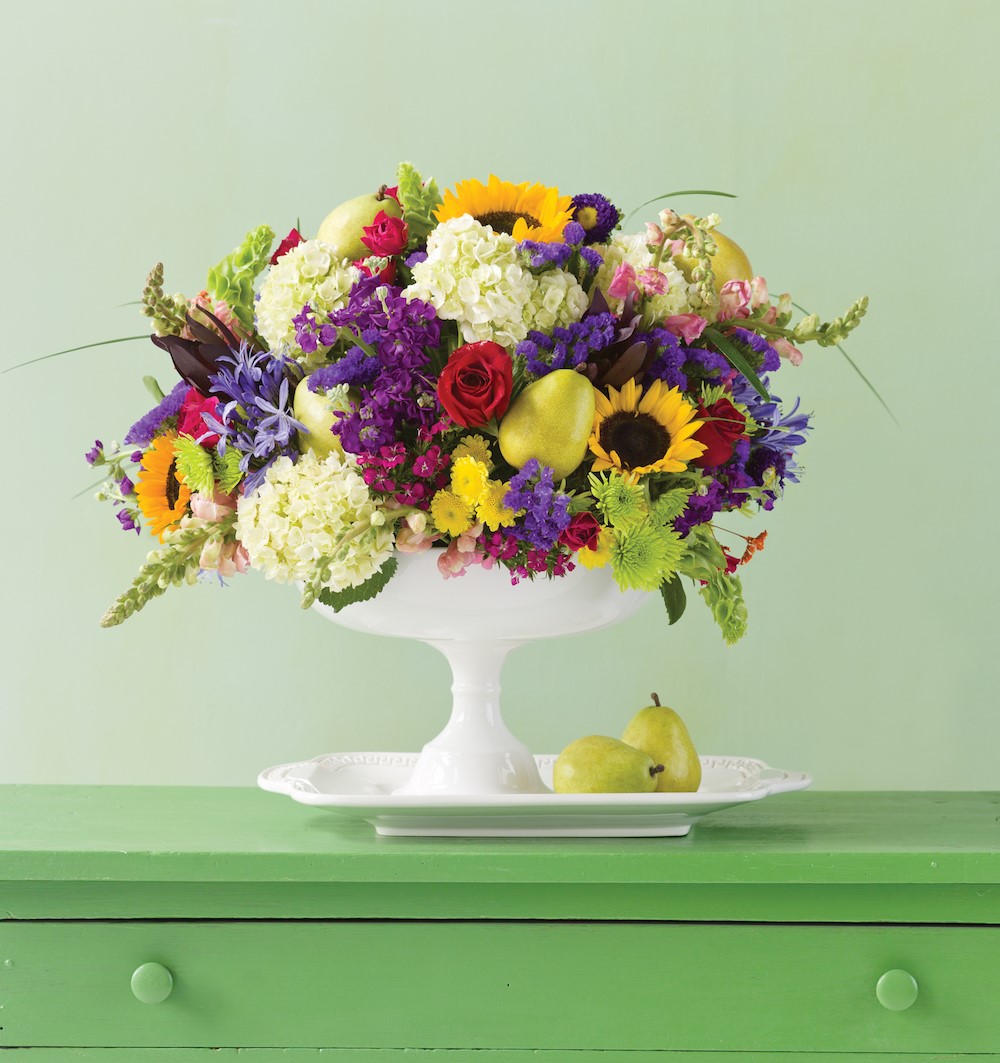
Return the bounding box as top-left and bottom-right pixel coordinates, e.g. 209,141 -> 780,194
1,787 -> 997,923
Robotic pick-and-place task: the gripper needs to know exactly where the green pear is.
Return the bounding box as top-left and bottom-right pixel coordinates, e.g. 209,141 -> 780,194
498,369 -> 596,480
316,186 -> 403,263
552,735 -> 664,794
293,377 -> 348,457
621,693 -> 701,793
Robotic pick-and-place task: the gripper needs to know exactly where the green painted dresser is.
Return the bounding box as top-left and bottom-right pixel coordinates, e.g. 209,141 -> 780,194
0,787 -> 997,1061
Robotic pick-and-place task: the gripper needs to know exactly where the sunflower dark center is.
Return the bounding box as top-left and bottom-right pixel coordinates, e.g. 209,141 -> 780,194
599,411 -> 671,469
165,458 -> 181,510
476,210 -> 540,234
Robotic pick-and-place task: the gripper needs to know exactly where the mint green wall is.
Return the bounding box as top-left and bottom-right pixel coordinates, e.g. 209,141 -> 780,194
1,0 -> 996,789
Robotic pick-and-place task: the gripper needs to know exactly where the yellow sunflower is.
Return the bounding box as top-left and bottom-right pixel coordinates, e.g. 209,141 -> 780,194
435,175 -> 574,243
135,433 -> 191,540
589,380 -> 706,483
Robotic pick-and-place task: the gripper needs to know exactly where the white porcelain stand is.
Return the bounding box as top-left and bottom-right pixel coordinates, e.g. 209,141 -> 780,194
308,551 -> 649,797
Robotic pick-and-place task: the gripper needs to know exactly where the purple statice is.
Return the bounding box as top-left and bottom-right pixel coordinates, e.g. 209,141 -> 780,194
519,239 -> 573,270
579,246 -> 604,274
570,193 -> 620,244
728,327 -> 781,373
562,220 -> 586,245
302,278 -> 442,454
503,459 -> 572,551
205,342 -> 305,492
307,345 -> 380,392
515,313 -> 617,377
123,381 -> 188,447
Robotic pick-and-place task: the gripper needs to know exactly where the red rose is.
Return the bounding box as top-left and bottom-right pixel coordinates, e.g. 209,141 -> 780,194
270,227 -> 303,265
361,210 -> 408,257
560,511 -> 602,552
437,342 -> 513,428
177,387 -> 221,448
692,396 -> 746,468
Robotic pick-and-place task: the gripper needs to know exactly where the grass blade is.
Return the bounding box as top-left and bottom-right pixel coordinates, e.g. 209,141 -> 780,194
703,326 -> 770,401
2,335 -> 149,375
624,189 -> 737,226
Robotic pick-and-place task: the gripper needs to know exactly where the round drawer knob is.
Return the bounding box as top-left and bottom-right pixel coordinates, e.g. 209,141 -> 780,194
131,962 -> 174,1004
876,968 -> 918,1011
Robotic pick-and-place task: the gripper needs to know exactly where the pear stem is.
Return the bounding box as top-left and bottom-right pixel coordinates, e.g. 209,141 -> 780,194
376,184 -> 388,201
650,764 -> 665,777
650,692 -> 661,707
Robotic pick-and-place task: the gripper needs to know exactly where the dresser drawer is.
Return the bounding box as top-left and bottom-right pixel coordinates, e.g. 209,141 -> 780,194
2,921 -> 997,1051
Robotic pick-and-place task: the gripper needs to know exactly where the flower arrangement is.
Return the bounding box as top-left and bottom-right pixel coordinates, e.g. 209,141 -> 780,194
86,164 -> 868,641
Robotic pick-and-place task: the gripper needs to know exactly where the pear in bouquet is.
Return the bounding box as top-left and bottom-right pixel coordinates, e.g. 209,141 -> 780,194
621,693 -> 701,793
292,377 -> 344,458
675,222 -> 753,294
498,368 -> 596,480
316,187 -> 403,263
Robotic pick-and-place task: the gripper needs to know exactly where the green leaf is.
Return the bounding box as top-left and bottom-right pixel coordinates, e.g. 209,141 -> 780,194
660,576 -> 687,625
2,335 -> 149,375
316,557 -> 399,613
791,300 -> 899,426
623,189 -> 737,225
143,375 -> 165,401
702,326 -> 770,401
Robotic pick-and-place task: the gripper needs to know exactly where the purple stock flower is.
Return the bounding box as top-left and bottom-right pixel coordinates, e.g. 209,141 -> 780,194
118,475 -> 134,495
123,381 -> 188,447
116,508 -> 140,534
84,440 -> 103,465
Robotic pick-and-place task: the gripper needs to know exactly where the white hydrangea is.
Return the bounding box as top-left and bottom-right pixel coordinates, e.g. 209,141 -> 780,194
593,233 -> 695,324
255,240 -> 359,365
404,215 -> 587,349
236,451 -> 394,592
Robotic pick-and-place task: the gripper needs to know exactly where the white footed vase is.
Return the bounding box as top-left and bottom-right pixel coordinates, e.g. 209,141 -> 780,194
311,551 -> 649,797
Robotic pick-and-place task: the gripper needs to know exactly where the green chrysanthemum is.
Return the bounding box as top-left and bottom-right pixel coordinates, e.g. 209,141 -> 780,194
610,521 -> 684,592
590,471 -> 647,529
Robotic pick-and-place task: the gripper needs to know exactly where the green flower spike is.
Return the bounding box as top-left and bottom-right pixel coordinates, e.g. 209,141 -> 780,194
206,225 -> 276,332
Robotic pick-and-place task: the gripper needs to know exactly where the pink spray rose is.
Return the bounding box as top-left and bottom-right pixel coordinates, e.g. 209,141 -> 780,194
360,210 -> 408,257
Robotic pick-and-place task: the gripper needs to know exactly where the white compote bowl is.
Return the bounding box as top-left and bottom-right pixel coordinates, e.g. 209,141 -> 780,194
310,550 -> 648,796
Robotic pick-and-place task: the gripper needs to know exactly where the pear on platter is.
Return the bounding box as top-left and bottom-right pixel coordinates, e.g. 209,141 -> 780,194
498,369 -> 596,480
552,735 -> 664,794
621,693 -> 701,793
293,377 -> 347,458
316,186 -> 403,263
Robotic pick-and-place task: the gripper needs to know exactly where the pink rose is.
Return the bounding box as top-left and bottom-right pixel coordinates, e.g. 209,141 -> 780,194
664,313 -> 708,344
607,262 -> 638,301
178,388 -> 221,447
361,210 -> 408,257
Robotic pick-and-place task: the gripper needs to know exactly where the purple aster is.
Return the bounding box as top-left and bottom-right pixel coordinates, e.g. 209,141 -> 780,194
84,440 -> 103,465
205,342 -> 305,492
123,381 -> 188,447
504,459 -> 572,551
570,193 -> 620,245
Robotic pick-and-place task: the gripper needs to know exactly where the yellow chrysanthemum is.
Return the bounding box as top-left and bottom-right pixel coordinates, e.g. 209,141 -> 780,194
451,434 -> 494,469
588,379 -> 706,483
430,489 -> 475,537
577,528 -> 615,570
450,456 -> 489,507
476,480 -> 518,532
435,174 -> 574,243
135,433 -> 191,541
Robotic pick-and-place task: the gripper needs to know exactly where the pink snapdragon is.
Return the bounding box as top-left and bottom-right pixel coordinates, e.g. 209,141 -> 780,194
774,337 -> 804,366
607,262 -> 639,301
637,267 -> 669,295
716,279 -> 753,321
437,523 -> 495,579
645,222 -> 665,247
664,313 -> 708,344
